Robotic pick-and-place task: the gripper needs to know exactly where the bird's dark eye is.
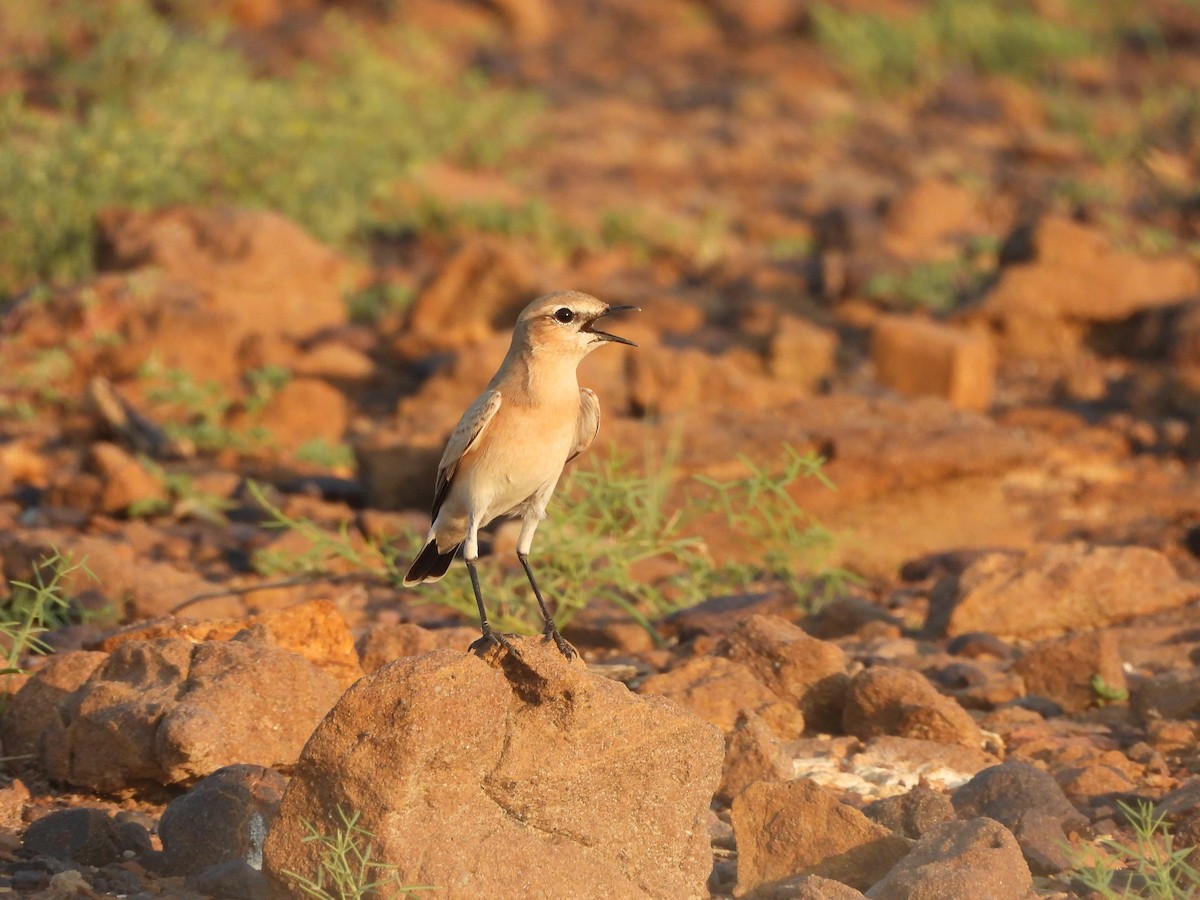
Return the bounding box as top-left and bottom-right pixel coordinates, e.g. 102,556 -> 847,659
553,307 -> 575,323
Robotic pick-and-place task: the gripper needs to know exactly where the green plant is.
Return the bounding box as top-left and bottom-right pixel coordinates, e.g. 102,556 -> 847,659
767,235 -> 815,261
345,282 -> 415,326
138,358 -> 274,455
249,480 -> 409,584
402,196 -> 589,254
1046,78 -> 1200,171
597,205 -> 732,265
6,347 -> 75,408
1132,226 -> 1179,256
864,257 -> 990,312
296,439 -> 357,470
1091,673 -> 1130,704
1068,799 -> 1200,899
694,445 -> 854,609
810,4 -> 923,94
2,549 -> 96,675
1048,177 -> 1119,209
812,0 -> 1102,94
127,461 -> 236,524
283,806 -> 431,900
244,365 -> 292,415
0,1 -> 538,296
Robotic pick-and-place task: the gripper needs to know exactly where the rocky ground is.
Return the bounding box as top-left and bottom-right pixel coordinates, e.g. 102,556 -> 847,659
2,1 -> 1200,898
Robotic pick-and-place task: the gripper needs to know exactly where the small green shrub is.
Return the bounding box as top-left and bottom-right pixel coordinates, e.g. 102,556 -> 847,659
284,806 -> 431,900
296,439 -> 357,471
693,445 -> 855,608
865,257 -> 991,311
138,359 -> 274,455
2,549 -> 96,675
345,282 -> 415,326
127,461 -> 236,523
1067,799 -> 1200,899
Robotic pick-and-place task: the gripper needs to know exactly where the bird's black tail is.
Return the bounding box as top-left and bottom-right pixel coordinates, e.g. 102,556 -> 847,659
403,540 -> 460,586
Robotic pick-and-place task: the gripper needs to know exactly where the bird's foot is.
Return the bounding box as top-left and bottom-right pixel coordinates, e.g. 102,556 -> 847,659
542,619 -> 578,660
469,626 -> 518,659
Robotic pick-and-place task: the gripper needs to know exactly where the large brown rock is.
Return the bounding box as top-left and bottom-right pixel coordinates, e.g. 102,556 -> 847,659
638,655 -> 806,739
95,600 -> 364,690
882,178 -> 986,262
627,341 -> 802,417
97,206 -> 350,347
244,602 -> 363,690
1,651 -> 107,761
985,215 -> 1199,327
1012,630 -> 1126,714
940,543 -> 1199,639
767,315 -> 838,393
718,712 -> 794,803
264,640 -> 723,899
356,622 -> 480,674
864,817 -> 1033,900
479,0 -> 558,43
870,317 -> 996,412
843,667 -> 982,749
85,441 -> 167,515
397,237 -> 538,355
721,614 -> 850,733
675,395 -> 1040,521
23,808 -> 150,868
863,786 -> 955,840
42,634 -> 343,792
254,377 -> 349,453
732,778 -> 911,895
1132,669 -> 1200,724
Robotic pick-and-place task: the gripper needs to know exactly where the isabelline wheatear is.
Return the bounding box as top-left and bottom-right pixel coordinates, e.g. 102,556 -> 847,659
403,291 -> 638,657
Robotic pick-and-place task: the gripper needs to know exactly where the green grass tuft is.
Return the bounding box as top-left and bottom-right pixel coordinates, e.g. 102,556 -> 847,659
1067,799 -> 1200,899
0,1 -> 537,296
2,548 -> 98,676
284,805 -> 432,900
812,0 -> 1102,94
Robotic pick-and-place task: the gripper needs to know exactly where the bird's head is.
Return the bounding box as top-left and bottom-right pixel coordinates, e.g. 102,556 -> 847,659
516,291 -> 639,359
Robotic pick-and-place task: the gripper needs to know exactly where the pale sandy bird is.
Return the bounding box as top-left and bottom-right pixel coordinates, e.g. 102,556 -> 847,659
403,291 -> 638,657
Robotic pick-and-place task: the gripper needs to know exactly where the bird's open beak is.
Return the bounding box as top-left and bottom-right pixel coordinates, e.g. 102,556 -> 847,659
585,305 -> 640,346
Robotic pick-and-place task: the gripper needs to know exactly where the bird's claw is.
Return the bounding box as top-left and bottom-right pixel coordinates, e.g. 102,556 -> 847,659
469,627 -> 518,658
542,620 -> 578,660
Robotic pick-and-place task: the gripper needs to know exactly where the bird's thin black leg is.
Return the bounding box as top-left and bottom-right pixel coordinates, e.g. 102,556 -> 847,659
518,552 -> 576,659
466,558 -> 514,656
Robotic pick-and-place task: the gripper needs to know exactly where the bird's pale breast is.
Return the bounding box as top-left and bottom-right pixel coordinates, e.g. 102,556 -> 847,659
443,393 -> 577,528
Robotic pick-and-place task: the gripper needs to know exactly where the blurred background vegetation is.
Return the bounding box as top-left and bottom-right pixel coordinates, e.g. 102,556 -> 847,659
0,0 -> 538,295
2,0 -> 1198,304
